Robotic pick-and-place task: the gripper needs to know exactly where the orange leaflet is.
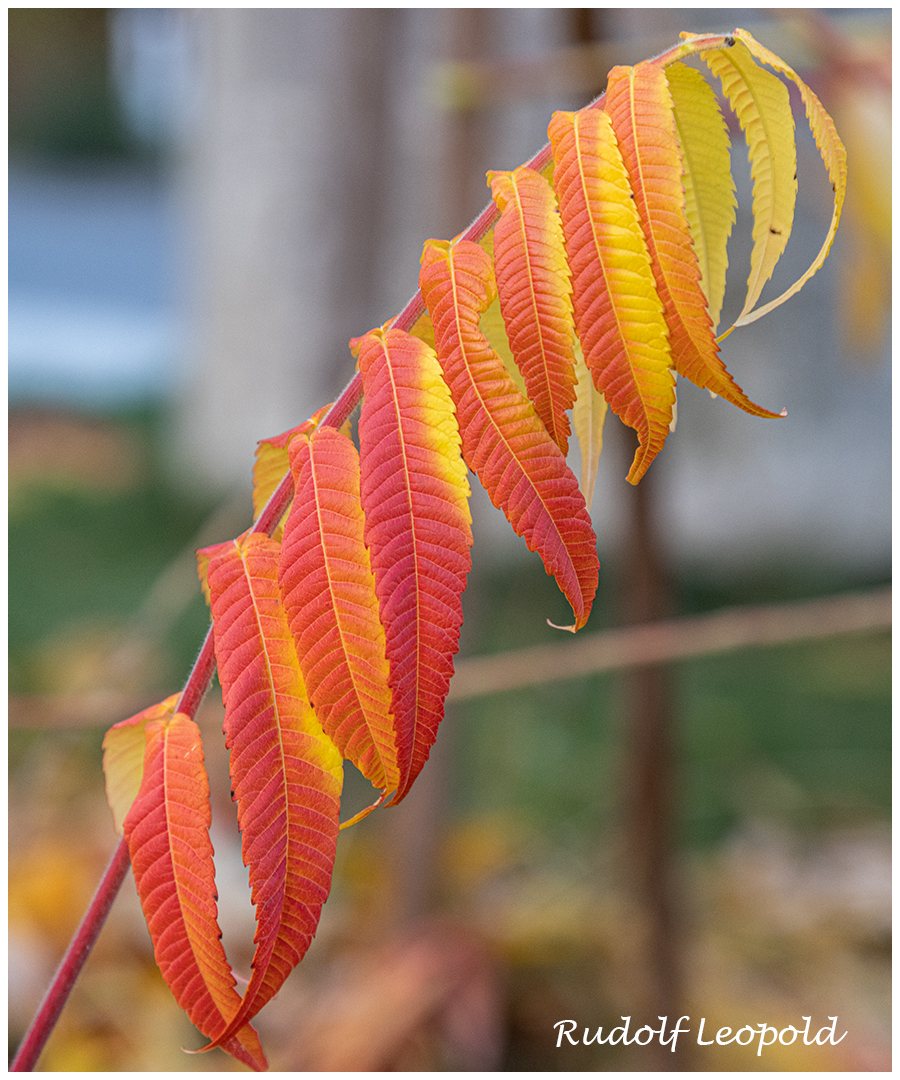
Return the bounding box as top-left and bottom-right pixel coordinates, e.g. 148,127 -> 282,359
200,532 -> 343,1044
278,427 -> 400,793
122,711 -> 268,1071
549,106 -> 675,484
604,63 -> 781,418
419,238 -> 598,631
356,327 -> 473,801
487,166 -> 578,455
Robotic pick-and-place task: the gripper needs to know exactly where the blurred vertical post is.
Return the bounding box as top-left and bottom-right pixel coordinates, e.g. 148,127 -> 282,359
618,463 -> 684,1069
566,8 -> 685,1069
174,10 -> 399,494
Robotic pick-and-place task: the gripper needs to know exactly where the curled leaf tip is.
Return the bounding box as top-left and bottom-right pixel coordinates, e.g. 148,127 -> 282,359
339,792 -> 388,830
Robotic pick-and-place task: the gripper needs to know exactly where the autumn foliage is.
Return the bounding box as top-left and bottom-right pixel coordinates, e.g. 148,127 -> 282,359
101,30 -> 845,1068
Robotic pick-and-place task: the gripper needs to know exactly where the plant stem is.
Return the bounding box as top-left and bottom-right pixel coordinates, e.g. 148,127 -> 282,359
10,838 -> 132,1071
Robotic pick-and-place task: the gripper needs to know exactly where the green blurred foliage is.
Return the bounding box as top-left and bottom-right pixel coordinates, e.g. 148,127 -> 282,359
8,8 -> 136,160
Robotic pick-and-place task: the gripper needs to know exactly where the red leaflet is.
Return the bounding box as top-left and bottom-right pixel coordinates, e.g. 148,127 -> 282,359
488,166 -> 578,454
604,63 -> 780,418
549,107 -> 675,484
356,327 -> 473,801
279,427 -> 400,792
419,238 -> 598,631
122,712 -> 267,1071
201,532 -> 343,1043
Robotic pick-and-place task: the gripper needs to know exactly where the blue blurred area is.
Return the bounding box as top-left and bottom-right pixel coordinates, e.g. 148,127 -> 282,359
8,8 -> 189,407
8,163 -> 180,405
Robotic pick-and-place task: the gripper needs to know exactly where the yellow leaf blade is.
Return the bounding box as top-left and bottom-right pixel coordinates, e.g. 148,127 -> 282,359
549,106 -> 675,484
606,62 -> 781,420
102,694 -> 180,835
664,60 -> 736,331
729,27 -> 848,327
571,342 -> 607,509
700,38 -> 797,324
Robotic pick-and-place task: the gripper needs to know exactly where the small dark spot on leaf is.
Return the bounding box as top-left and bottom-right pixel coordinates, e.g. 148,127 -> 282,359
770,227 -> 781,235
724,35 -> 735,47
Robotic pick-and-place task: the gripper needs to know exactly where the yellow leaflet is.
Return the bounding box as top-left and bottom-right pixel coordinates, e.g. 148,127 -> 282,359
729,27 -> 848,328
700,39 -> 796,326
407,308 -> 437,350
475,230 -> 530,397
480,295 -> 528,396
101,694 -> 180,834
571,342 -> 607,510
665,61 -> 736,332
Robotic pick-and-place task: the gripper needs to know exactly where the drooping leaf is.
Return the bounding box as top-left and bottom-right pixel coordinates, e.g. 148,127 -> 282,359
200,531 -> 343,1041
571,343 -> 607,510
278,426 -> 400,792
548,106 -> 675,484
102,693 -> 179,835
123,711 -> 268,1071
419,238 -> 598,631
728,27 -> 848,327
698,37 -> 797,326
605,62 -> 781,419
356,327 -> 473,802
664,60 -> 736,331
487,166 -> 578,454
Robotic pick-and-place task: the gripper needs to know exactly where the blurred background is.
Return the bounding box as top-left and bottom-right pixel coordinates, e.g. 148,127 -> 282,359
9,8 -> 890,1071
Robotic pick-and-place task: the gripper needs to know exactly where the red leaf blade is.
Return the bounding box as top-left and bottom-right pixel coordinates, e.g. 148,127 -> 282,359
123,712 -> 267,1071
419,238 -> 598,631
202,531 -> 343,1040
279,427 -> 400,792
357,327 -> 473,801
488,166 -> 578,454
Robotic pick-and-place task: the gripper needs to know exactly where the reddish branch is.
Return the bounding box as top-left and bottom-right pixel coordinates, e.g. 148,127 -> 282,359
9,841 -> 132,1071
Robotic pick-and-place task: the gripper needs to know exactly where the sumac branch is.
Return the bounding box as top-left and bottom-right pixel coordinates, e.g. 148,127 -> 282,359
17,28 -> 847,1071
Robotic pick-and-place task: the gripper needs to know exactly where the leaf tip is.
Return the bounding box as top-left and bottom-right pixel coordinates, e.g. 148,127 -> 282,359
547,618 -> 578,634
